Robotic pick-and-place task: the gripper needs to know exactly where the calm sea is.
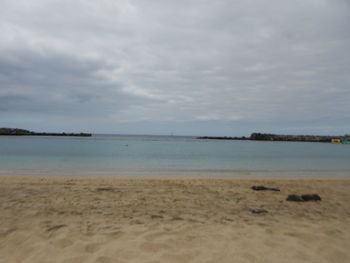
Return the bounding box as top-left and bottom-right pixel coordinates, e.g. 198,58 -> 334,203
0,135 -> 349,177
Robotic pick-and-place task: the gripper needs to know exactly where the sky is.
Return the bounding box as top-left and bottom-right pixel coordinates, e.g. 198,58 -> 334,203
0,0 -> 349,136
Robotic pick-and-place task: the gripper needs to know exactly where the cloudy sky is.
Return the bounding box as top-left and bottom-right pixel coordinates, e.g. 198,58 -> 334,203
1,0 -> 349,136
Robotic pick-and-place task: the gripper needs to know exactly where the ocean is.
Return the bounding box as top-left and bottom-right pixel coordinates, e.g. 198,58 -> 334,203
0,134 -> 350,177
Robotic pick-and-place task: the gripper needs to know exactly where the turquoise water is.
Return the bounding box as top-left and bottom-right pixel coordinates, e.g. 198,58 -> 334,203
0,135 -> 350,176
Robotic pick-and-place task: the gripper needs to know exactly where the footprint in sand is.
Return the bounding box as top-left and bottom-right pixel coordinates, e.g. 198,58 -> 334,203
105,230 -> 124,239
47,224 -> 67,233
85,243 -> 101,253
139,241 -> 171,253
160,251 -> 198,262
54,237 -> 74,249
143,230 -> 171,242
61,256 -> 87,263
283,231 -> 318,242
94,256 -> 121,263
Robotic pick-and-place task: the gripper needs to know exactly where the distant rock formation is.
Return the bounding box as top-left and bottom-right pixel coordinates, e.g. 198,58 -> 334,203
198,133 -> 350,143
0,128 -> 91,137
0,128 -> 33,135
249,133 -> 335,142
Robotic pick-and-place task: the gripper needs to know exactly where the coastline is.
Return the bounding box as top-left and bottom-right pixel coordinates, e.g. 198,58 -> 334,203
1,168 -> 349,178
1,175 -> 350,263
0,128 -> 91,137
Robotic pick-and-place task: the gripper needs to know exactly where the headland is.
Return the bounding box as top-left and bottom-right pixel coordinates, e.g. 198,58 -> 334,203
0,128 -> 91,137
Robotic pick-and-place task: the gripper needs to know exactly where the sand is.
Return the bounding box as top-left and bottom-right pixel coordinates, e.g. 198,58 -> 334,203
1,176 -> 350,263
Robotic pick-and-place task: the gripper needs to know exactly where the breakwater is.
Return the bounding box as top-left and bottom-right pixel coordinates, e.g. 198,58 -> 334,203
198,133 -> 350,143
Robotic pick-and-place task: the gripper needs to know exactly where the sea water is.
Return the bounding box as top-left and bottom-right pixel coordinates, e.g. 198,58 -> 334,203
0,135 -> 350,177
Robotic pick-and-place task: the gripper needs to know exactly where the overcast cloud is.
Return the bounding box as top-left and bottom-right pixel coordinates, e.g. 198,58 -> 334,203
0,0 -> 349,135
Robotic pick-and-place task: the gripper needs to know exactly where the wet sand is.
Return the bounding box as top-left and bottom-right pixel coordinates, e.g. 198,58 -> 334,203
1,176 -> 350,263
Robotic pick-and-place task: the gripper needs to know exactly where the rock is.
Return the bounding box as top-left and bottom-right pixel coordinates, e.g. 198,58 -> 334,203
286,194 -> 304,202
287,194 -> 322,202
251,186 -> 280,191
301,194 -> 321,201
251,209 -> 268,214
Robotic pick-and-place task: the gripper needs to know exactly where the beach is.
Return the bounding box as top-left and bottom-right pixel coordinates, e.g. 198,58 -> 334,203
1,175 -> 350,263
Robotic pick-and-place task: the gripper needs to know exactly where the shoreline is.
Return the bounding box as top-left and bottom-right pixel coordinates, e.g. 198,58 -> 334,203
198,132 -> 350,143
1,168 -> 349,178
2,174 -> 350,180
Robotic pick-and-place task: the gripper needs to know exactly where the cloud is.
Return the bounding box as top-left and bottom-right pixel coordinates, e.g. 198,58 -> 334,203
0,0 -> 349,134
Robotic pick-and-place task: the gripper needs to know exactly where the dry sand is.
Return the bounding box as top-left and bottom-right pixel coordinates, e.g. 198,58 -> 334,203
0,176 -> 350,263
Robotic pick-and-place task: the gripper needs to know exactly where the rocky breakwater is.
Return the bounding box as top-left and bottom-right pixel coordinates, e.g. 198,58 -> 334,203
0,128 -> 91,137
198,133 -> 350,143
249,133 -> 336,142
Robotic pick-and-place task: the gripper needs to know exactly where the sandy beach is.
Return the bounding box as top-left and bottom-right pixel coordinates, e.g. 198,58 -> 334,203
1,176 -> 350,263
